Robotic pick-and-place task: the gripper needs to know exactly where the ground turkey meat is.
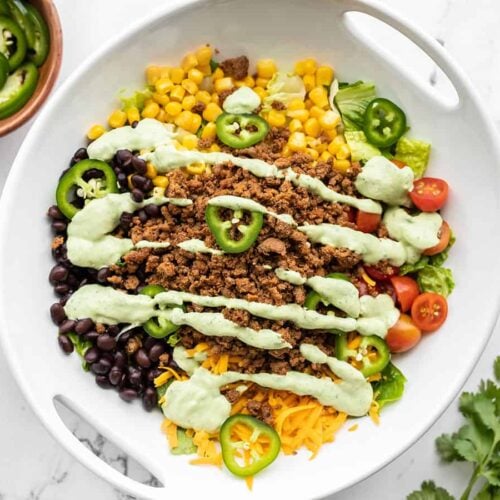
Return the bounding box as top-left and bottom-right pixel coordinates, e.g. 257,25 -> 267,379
219,55 -> 249,80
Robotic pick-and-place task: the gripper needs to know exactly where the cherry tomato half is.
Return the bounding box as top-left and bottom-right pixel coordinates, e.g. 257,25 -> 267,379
356,211 -> 381,233
364,265 -> 399,282
391,159 -> 406,169
411,292 -> 448,332
423,221 -> 451,256
385,313 -> 422,353
390,276 -> 420,312
409,177 -> 449,212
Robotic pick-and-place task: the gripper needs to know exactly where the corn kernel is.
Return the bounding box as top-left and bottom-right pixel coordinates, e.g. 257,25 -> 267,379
203,102 -> 223,122
195,45 -> 213,66
159,66 -> 171,79
325,128 -> 338,140
309,86 -> 329,108
152,175 -> 169,188
146,65 -> 161,85
108,110 -> 127,129
165,101 -> 183,116
181,53 -> 198,71
256,59 -> 277,79
141,102 -> 160,119
303,74 -> 316,92
304,117 -> 320,137
211,93 -> 220,104
305,98 -> 314,109
281,145 -> 292,157
320,151 -> 333,162
185,162 -> 206,175
328,141 -> 340,155
295,58 -> 316,76
201,122 -> 217,141
198,64 -> 212,76
253,87 -> 268,100
336,143 -> 351,160
288,118 -> 303,133
288,132 -> 307,152
195,90 -> 212,105
287,98 -> 306,111
319,110 -> 340,130
152,93 -> 170,106
316,65 -> 334,86
306,147 -> 319,160
143,98 -> 154,107
182,134 -> 199,150
170,67 -> 185,84
214,77 -> 234,93
158,109 -> 168,122
170,85 -> 186,102
155,78 -> 173,95
87,124 -> 106,140
188,68 -> 204,85
309,106 -> 325,119
126,107 -> 140,125
286,108 -> 309,123
333,159 -> 351,173
267,109 -> 287,128
182,95 -> 197,111
209,143 -> 221,152
212,67 -> 224,80
182,79 -> 198,95
145,162 -> 158,179
242,75 -> 255,88
255,77 -> 269,89
333,134 -> 346,144
175,111 -> 202,134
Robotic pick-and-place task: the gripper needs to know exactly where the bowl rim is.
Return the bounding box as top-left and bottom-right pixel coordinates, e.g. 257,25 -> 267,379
0,0 -> 63,137
1,0 -> 500,498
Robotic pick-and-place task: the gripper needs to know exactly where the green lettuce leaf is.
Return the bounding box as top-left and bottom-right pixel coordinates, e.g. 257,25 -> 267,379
407,481 -> 454,500
374,362 -> 406,410
394,137 -> 431,178
171,428 -> 197,455
118,88 -> 152,111
334,81 -> 376,132
263,72 -> 305,110
67,333 -> 92,370
344,131 -> 381,162
417,266 -> 455,297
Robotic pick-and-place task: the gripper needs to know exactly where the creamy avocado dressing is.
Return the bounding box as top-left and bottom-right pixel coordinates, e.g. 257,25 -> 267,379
66,193 -> 191,269
222,86 -> 261,114
172,346 -> 207,376
274,268 -> 306,285
87,119 -> 174,161
355,156 -> 414,206
357,295 -> 400,337
177,239 -> 223,255
163,343 -> 373,431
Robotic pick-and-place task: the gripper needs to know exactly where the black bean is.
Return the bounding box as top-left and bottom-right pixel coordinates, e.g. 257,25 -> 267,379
66,274 -> 80,288
128,367 -> 143,387
90,359 -> 111,375
147,368 -> 162,383
137,209 -> 148,223
119,388 -> 138,402
82,168 -> 103,181
116,149 -> 133,166
143,336 -> 156,351
59,295 -> 71,306
49,265 -> 69,284
74,318 -> 94,335
143,178 -> 153,192
131,121 -> 138,128
47,205 -> 65,221
148,343 -> 166,363
95,375 -> 112,389
50,303 -> 67,325
59,319 -> 76,334
142,388 -> 157,412
51,221 -> 68,233
97,334 -> 117,351
107,325 -> 120,337
131,174 -> 147,190
144,204 -> 160,218
135,348 -> 151,368
97,267 -> 110,283
84,347 -> 100,364
58,335 -> 74,354
84,330 -> 99,341
108,366 -> 123,386
114,351 -> 127,368
117,172 -> 128,188
119,212 -> 132,231
54,284 -> 70,296
131,189 -> 144,203
70,147 -> 88,166
131,156 -> 147,174
100,353 -> 115,364
117,331 -> 131,344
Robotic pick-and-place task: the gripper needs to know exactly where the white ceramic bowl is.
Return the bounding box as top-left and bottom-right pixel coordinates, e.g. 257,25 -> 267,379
1,0 -> 500,498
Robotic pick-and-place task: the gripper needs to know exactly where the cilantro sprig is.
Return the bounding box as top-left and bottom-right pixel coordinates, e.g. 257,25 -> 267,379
408,357 -> 500,500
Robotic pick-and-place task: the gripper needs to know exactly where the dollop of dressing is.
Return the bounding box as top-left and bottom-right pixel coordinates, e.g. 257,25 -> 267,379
222,86 -> 261,114
66,193 -> 191,269
163,343 -> 373,431
177,239 -> 223,255
87,119 -> 174,161
355,156 -> 414,206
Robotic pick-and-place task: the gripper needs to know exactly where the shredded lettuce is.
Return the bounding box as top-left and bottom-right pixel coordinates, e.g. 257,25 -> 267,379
394,137 -> 431,178
327,79 -> 341,122
67,333 -> 92,370
374,362 -> 406,409
344,131 -> 381,162
333,81 -> 376,131
263,72 -> 305,110
417,266 -> 455,297
118,88 -> 152,111
171,428 -> 197,455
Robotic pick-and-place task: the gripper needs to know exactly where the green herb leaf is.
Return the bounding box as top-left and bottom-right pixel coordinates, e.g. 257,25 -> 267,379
171,428 -> 197,455
407,480 -> 454,500
436,433 -> 464,462
373,362 -> 406,409
66,333 -> 92,370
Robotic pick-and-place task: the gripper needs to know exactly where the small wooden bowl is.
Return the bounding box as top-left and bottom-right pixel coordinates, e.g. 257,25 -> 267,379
0,0 -> 62,136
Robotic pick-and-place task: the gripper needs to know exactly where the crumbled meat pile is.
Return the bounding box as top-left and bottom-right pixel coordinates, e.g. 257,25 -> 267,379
106,131 -> 367,384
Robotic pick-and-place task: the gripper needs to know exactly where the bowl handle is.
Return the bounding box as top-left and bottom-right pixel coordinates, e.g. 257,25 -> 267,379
344,0 -> 469,109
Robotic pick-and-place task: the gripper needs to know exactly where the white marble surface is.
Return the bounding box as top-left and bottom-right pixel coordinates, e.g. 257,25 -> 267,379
0,0 -> 499,498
